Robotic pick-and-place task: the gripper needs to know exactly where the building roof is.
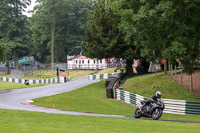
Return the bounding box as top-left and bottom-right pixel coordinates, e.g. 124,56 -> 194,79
67,55 -> 89,60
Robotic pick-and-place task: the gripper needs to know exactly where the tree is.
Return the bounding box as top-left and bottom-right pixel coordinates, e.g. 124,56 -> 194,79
30,0 -> 93,63
0,0 -> 31,70
115,0 -> 200,74
83,0 -> 138,75
0,45 -> 4,62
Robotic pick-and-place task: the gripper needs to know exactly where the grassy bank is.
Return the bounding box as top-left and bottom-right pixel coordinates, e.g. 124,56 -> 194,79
0,109 -> 199,133
33,80 -> 200,122
123,72 -> 200,101
95,68 -> 119,74
69,70 -> 94,80
34,80 -> 134,117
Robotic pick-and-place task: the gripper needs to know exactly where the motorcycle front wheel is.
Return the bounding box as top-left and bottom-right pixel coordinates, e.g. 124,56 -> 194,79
134,108 -> 142,118
152,108 -> 162,120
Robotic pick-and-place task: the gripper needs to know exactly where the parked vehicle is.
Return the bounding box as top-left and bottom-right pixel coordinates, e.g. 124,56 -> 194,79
134,99 -> 165,120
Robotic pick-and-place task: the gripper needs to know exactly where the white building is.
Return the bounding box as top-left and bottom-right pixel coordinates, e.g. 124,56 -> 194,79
67,55 -> 107,70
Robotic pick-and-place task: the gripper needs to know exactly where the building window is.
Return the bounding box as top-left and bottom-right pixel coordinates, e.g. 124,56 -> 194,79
88,60 -> 90,64
94,60 -> 95,64
82,60 -> 84,64
76,60 -> 78,64
100,60 -> 102,64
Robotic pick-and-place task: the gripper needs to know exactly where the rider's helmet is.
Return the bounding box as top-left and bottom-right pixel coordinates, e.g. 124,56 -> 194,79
156,91 -> 162,98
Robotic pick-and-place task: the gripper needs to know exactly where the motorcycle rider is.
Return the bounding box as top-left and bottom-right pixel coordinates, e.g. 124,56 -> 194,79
141,91 -> 162,112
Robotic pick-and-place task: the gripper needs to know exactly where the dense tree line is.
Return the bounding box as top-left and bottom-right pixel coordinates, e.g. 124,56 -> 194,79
83,0 -> 200,75
0,0 -> 200,75
0,0 -> 31,70
30,0 -> 93,63
0,0 -> 93,65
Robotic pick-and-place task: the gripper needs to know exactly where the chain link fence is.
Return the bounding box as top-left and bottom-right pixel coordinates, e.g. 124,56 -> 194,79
11,69 -> 22,79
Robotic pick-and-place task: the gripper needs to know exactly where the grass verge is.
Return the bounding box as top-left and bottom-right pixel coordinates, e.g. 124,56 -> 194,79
69,70 -> 94,80
0,81 -> 44,91
95,68 -> 120,74
0,70 -> 94,80
33,80 -> 134,117
33,80 -> 200,122
0,109 -> 199,133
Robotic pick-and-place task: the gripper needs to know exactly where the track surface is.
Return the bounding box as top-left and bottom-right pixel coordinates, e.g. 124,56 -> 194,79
0,75 -> 124,118
0,75 -> 199,123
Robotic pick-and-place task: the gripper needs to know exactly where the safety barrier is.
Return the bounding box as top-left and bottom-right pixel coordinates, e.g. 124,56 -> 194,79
88,72 -> 120,80
116,88 -> 200,115
0,77 -> 58,84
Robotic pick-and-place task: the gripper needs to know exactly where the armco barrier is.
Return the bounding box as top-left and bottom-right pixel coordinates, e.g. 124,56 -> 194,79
88,73 -> 120,80
116,88 -> 200,115
0,77 -> 58,84
88,73 -> 113,80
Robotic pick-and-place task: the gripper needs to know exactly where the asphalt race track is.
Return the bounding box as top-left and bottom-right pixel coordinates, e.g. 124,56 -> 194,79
0,75 -> 125,118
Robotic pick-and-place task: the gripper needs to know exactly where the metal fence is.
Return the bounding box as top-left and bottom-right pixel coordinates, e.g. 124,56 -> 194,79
0,67 -> 6,73
11,69 -> 22,79
116,89 -> 200,115
51,63 -> 68,70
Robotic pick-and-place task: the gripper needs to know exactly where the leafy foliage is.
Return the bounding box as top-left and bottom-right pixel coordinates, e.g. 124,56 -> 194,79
0,0 -> 32,61
30,0 -> 93,63
83,0 -> 138,75
114,0 -> 200,74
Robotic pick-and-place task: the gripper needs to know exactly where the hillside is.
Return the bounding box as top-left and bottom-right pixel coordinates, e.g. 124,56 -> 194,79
123,72 -> 200,102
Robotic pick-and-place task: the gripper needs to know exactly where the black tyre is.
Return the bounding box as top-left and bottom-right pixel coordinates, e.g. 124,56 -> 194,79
134,108 -> 142,118
152,108 -> 162,120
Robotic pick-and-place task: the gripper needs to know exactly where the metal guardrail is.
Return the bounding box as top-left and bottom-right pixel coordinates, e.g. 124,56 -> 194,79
88,72 -> 121,80
88,73 -> 113,80
0,76 -> 59,84
116,89 -> 200,115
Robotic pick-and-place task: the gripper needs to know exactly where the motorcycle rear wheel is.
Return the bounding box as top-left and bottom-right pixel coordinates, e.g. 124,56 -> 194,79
134,108 -> 142,118
152,108 -> 162,120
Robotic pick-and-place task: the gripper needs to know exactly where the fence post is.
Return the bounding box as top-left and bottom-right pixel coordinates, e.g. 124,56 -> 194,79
174,65 -> 176,81
170,64 -> 173,75
190,75 -> 193,92
181,70 -> 183,86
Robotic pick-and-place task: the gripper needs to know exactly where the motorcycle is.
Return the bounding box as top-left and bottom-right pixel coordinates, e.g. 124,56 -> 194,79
134,99 -> 165,120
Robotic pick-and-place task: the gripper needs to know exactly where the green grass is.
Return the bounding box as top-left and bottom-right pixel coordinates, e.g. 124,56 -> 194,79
95,68 -> 120,74
69,70 -> 94,80
0,109 -> 199,133
95,67 -> 137,75
0,73 -> 200,132
123,72 -> 200,101
0,81 -> 45,91
33,80 -> 200,122
0,70 -> 94,80
23,69 -> 57,80
0,74 -> 11,78
34,80 -> 134,117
